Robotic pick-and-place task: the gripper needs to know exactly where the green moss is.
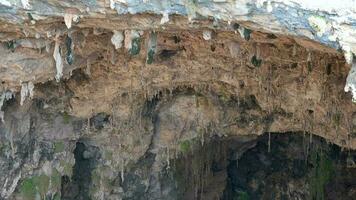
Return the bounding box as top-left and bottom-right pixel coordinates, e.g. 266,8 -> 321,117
51,169 -> 61,190
309,148 -> 334,200
179,140 -> 191,154
217,86 -> 232,102
53,193 -> 61,200
33,175 -> 50,198
237,191 -> 250,200
20,178 -> 37,200
90,169 -> 105,194
130,38 -> 141,55
20,175 -> 50,200
62,112 -> 71,124
251,55 -> 262,68
53,141 -> 65,153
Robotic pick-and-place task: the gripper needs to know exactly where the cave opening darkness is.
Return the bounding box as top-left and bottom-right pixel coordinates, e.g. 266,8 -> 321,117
171,133 -> 356,200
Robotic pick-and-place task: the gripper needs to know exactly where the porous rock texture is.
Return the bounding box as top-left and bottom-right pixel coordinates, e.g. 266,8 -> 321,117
0,0 -> 356,199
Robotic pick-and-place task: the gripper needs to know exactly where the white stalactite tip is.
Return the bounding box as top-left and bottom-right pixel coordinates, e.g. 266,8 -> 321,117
64,13 -> 78,29
20,83 -> 28,106
53,36 -> 64,82
266,1 -> 273,12
203,30 -> 212,40
20,82 -> 34,106
111,30 -> 124,49
110,0 -> 115,9
160,12 -> 169,25
28,82 -> 34,99
21,0 -> 30,9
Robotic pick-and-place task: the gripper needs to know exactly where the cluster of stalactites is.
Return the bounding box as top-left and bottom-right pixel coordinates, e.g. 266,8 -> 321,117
110,30 -> 158,64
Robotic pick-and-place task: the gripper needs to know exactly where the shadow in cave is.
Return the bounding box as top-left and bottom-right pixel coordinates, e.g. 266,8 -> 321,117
61,141 -> 100,200
170,133 -> 356,200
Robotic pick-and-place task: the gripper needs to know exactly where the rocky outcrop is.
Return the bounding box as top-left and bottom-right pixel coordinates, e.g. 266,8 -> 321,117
0,1 -> 356,199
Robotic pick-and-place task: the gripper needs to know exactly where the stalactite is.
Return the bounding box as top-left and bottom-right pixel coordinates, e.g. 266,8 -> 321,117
202,30 -> 212,40
268,132 -> 271,153
146,32 -> 157,64
160,11 -> 169,24
124,30 -> 141,55
121,158 -> 125,183
65,34 -> 74,65
20,82 -> 34,106
87,111 -> 91,134
21,0 -> 30,9
166,147 -> 170,169
236,152 -> 239,168
64,13 -> 75,29
9,120 -> 15,158
307,50 -> 313,73
85,59 -> 91,77
20,82 -> 28,106
293,44 -> 297,57
110,45 -> 117,65
53,33 -> 63,82
111,30 -> 124,49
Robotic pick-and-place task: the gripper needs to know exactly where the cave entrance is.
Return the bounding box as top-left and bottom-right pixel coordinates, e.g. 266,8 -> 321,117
61,141 -> 100,200
170,133 -> 356,200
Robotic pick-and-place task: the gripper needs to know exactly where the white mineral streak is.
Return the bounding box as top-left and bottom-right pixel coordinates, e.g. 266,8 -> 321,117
308,15 -> 330,37
160,11 -> 170,24
1,172 -> 21,199
345,57 -> 356,102
21,0 -> 30,9
20,82 -> 28,106
203,30 -> 212,40
111,30 -> 124,49
20,82 -> 34,106
53,34 -> 64,82
64,13 -> 74,29
266,1 -> 273,12
28,82 -> 34,98
110,0 -> 127,9
0,0 -> 11,7
110,0 -> 115,9
86,59 -> 91,76
64,14 -> 79,29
